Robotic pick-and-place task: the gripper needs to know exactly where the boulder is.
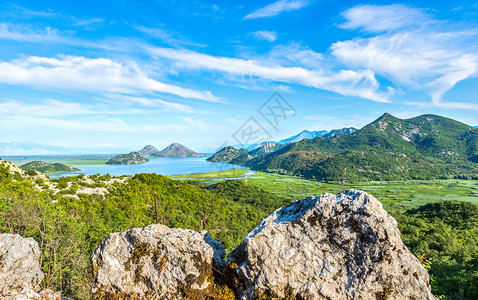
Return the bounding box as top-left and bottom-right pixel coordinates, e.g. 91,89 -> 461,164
92,224 -> 227,299
0,234 -> 44,298
227,190 -> 436,300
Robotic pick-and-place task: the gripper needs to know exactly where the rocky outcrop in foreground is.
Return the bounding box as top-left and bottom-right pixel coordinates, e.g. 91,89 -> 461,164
0,234 -> 43,297
92,224 -> 227,299
228,190 -> 436,299
92,190 -> 436,299
0,234 -> 61,300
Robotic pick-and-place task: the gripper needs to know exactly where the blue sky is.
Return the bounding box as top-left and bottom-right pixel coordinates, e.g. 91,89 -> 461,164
0,0 -> 477,154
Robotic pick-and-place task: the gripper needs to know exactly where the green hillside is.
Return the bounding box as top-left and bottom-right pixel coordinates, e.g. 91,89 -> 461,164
245,113 -> 478,181
207,146 -> 248,162
21,161 -> 80,174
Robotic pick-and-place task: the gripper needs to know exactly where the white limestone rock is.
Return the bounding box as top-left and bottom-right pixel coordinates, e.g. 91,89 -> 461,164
92,224 -> 226,299
227,190 -> 436,300
0,234 -> 44,298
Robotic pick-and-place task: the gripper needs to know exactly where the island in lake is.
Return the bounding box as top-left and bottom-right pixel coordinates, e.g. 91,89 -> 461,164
108,143 -> 203,165
21,161 -> 80,173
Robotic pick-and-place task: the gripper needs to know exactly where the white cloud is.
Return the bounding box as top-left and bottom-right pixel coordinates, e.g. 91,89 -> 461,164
109,94 -> 195,113
253,31 -> 278,42
333,4 -> 478,107
0,99 -> 91,117
0,98 -> 181,117
244,0 -> 310,20
339,4 -> 430,33
145,46 -> 388,102
266,43 -> 323,68
0,23 -> 62,42
74,18 -> 104,29
0,55 -> 218,102
135,25 -> 206,48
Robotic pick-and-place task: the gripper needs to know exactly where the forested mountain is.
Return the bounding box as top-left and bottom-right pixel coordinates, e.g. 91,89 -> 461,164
322,127 -> 358,138
245,113 -> 478,181
207,146 -> 248,162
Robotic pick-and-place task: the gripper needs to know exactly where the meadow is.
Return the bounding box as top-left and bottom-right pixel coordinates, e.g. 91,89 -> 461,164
170,168 -> 478,211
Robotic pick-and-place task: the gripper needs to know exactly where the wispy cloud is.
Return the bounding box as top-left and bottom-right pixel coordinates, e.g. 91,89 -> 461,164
74,17 -> 104,28
108,94 -> 195,113
0,55 -> 218,102
7,4 -> 59,18
0,98 -> 171,118
145,46 -> 388,102
244,0 -> 310,20
135,25 -> 206,48
0,23 -> 62,42
333,4 -> 478,107
339,4 -> 430,33
303,113 -> 380,130
253,31 -> 278,42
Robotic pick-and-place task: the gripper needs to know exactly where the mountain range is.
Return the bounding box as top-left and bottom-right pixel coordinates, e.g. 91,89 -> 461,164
209,113 -> 478,182
138,143 -> 203,158
208,126 -> 358,164
278,128 -> 358,144
243,127 -> 358,151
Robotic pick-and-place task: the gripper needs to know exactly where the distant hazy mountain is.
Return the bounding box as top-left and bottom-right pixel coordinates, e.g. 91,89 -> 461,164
245,113 -> 478,181
0,142 -> 132,155
106,152 -> 149,165
137,145 -> 162,157
278,130 -> 329,144
0,142 -> 79,155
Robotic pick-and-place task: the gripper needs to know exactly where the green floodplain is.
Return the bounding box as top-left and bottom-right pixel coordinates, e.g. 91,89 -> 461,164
170,168 -> 478,210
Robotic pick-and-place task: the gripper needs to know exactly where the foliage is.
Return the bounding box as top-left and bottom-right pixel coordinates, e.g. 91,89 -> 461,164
395,202 -> 478,299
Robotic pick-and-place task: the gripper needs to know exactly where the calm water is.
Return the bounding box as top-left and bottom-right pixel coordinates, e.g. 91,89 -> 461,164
48,157 -> 246,178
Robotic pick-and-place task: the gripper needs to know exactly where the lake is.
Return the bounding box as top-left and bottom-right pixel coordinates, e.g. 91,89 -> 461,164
46,157 -> 246,178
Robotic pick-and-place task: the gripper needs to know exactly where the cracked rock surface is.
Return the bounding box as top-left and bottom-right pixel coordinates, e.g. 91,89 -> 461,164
92,224 -> 226,299
227,189 -> 436,300
0,234 -> 44,298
